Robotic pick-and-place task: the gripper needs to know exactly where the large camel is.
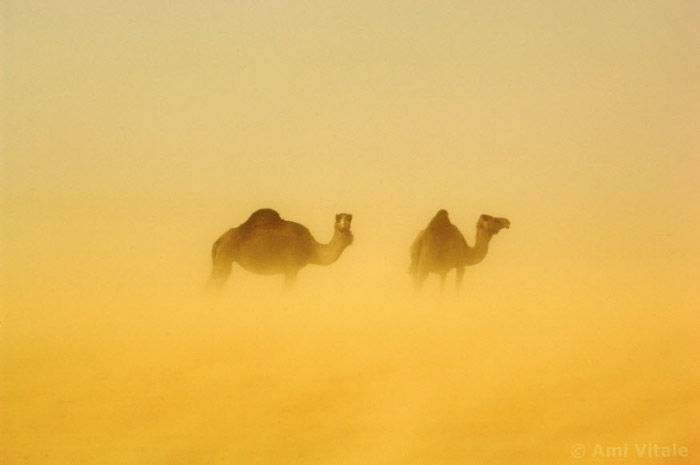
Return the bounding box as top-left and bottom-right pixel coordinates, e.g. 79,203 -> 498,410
409,209 -> 510,292
206,209 -> 353,291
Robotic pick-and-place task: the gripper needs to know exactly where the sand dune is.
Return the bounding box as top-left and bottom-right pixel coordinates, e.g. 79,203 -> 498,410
3,285 -> 697,464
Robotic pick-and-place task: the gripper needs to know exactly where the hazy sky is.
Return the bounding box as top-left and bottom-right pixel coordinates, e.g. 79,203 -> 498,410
4,0 -> 699,298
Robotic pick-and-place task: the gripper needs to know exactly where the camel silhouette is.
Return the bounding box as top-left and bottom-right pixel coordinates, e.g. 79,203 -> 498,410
409,209 -> 510,293
207,209 -> 353,291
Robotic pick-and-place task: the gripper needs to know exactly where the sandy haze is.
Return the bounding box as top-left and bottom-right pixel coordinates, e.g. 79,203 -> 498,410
2,1 -> 700,464
2,208 -> 698,464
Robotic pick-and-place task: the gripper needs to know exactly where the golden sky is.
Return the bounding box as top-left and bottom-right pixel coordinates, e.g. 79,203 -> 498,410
4,0 -> 699,281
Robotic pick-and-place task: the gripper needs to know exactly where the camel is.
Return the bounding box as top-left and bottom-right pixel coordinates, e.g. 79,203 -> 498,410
206,208 -> 353,291
409,209 -> 510,292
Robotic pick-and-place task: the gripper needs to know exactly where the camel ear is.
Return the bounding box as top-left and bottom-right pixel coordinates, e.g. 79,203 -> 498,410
335,214 -> 341,221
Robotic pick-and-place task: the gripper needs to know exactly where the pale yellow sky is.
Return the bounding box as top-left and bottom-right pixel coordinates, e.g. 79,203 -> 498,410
4,0 -> 699,299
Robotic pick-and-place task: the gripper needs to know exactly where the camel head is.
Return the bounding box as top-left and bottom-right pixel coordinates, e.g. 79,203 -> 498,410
477,214 -> 510,235
334,213 -> 354,243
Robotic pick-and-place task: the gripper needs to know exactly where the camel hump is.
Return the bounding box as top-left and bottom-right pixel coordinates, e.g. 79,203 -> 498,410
426,209 -> 451,230
243,208 -> 282,227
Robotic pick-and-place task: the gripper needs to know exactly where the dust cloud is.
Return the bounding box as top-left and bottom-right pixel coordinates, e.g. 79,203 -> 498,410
2,205 -> 698,465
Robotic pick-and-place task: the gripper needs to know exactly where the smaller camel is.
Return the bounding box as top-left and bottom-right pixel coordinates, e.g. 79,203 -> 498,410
206,209 -> 353,291
409,209 -> 510,293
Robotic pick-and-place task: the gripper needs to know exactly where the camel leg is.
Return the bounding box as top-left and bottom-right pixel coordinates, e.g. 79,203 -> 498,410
284,271 -> 298,290
439,273 -> 447,295
206,253 -> 233,292
455,267 -> 465,293
413,269 -> 428,293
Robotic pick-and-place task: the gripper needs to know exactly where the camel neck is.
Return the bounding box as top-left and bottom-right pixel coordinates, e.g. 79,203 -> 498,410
463,228 -> 492,266
311,229 -> 351,266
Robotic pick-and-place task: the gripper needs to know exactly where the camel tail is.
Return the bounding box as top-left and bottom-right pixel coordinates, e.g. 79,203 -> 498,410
409,232 -> 423,275
211,237 -> 222,262
211,228 -> 239,262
